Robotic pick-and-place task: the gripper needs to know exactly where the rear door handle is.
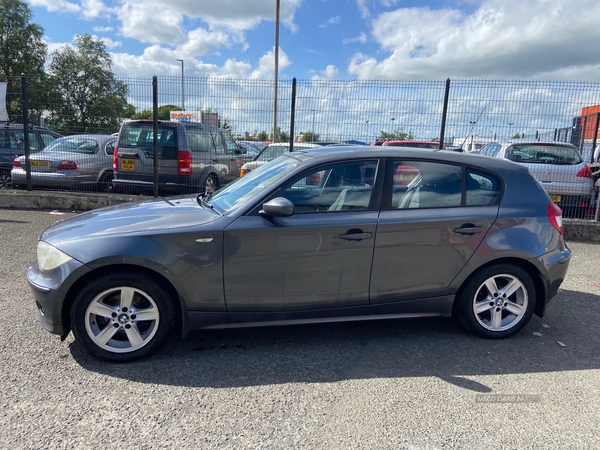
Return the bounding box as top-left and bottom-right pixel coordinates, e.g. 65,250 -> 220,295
453,225 -> 484,235
338,232 -> 373,241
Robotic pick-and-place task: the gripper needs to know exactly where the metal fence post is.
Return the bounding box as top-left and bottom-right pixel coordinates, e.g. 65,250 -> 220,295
439,78 -> 450,149
290,78 -> 296,152
21,74 -> 32,191
153,76 -> 158,198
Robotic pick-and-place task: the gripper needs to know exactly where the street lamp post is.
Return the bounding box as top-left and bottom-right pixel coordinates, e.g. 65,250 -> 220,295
508,122 -> 514,138
366,120 -> 369,141
312,109 -> 315,142
176,59 -> 185,111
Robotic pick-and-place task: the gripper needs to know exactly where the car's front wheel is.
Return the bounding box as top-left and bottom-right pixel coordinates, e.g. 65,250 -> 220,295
203,174 -> 217,194
0,171 -> 12,190
70,272 -> 175,361
457,264 -> 536,339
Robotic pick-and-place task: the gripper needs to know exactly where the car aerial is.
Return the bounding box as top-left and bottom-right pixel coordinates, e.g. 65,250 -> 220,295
11,134 -> 116,191
112,120 -> 246,195
477,141 -> 594,218
0,123 -> 61,189
382,140 -> 443,149
28,145 -> 571,362
238,142 -> 321,176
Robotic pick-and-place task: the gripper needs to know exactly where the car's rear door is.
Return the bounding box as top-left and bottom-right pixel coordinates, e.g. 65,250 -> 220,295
370,159 -> 502,304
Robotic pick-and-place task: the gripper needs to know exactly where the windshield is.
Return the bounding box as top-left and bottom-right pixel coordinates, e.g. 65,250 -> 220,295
507,144 -> 582,165
257,145 -> 289,161
208,156 -> 301,213
44,137 -> 99,154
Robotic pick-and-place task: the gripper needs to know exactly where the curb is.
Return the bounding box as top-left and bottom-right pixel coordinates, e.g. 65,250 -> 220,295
1,190 -> 599,243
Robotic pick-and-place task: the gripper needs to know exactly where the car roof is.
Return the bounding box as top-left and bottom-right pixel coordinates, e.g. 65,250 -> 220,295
494,140 -> 577,148
123,120 -> 224,132
288,145 -> 530,174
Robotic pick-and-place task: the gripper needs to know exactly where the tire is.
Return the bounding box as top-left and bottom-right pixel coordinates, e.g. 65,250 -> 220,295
456,264 -> 536,339
70,272 -> 175,362
203,174 -> 217,194
97,172 -> 113,193
0,171 -> 12,190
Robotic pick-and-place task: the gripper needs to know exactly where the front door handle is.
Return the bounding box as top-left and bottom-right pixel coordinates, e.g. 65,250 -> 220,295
338,231 -> 373,241
453,225 -> 484,235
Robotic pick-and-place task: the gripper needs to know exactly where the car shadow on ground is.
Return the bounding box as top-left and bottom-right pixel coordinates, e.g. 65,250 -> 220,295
70,289 -> 600,391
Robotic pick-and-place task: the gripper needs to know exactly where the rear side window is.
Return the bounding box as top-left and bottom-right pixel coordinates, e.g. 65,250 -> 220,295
40,133 -> 57,147
394,161 -> 462,209
187,128 -> 214,153
466,168 -> 502,206
507,144 -> 582,165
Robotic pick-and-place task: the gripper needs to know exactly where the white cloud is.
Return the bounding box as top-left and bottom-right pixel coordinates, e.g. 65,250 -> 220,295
356,0 -> 370,18
343,32 -> 368,45
99,37 -> 122,49
93,26 -> 114,33
250,47 -> 291,79
319,16 -> 341,28
348,0 -> 600,80
117,2 -> 185,45
29,0 -> 80,14
81,0 -> 109,19
316,65 -> 339,79
176,28 -> 238,59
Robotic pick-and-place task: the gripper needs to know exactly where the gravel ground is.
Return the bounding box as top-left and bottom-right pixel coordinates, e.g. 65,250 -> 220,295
1,208 -> 599,449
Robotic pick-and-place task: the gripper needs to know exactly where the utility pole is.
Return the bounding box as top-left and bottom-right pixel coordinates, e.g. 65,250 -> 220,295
273,0 -> 280,142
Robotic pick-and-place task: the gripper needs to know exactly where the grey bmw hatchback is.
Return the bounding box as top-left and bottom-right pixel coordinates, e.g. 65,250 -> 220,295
28,146 -> 571,361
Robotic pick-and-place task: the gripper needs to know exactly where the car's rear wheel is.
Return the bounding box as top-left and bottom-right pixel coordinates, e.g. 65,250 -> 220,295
203,174 -> 217,194
70,272 -> 175,361
457,264 -> 536,338
97,172 -> 113,193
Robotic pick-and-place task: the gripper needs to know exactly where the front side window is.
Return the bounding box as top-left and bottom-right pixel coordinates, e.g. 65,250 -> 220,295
278,160 -> 378,213
211,132 -> 226,154
221,133 -> 239,154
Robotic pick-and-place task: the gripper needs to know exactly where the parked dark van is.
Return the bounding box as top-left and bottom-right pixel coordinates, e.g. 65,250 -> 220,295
112,120 -> 248,194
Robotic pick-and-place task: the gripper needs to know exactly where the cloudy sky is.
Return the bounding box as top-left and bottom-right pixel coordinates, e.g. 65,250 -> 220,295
26,0 -> 600,81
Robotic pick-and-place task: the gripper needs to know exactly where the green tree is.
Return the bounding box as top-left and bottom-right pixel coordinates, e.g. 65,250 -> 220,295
46,34 -> 128,134
0,0 -> 48,123
379,129 -> 414,141
512,132 -> 521,139
131,104 -> 182,120
301,131 -> 319,143
256,131 -> 269,141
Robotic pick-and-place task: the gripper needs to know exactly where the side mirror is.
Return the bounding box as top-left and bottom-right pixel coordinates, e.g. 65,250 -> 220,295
259,197 -> 295,217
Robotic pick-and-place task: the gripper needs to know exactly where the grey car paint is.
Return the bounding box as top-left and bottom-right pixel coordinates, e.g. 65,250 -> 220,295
28,146 -> 571,353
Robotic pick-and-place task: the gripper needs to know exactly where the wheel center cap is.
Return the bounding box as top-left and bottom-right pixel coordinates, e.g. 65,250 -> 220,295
118,314 -> 129,324
496,299 -> 503,306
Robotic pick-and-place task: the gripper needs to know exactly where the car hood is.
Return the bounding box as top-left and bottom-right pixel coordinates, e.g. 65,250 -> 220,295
40,195 -> 220,245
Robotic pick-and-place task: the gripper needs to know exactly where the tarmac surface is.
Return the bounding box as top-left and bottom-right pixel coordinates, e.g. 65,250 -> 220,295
1,208 -> 599,449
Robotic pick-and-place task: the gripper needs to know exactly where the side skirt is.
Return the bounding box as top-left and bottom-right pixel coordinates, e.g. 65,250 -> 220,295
187,296 -> 454,331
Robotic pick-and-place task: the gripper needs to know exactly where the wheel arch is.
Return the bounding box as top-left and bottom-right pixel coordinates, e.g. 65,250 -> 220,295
61,264 -> 187,338
452,257 -> 547,318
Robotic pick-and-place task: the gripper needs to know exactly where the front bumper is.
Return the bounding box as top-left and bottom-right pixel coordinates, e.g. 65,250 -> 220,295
27,258 -> 90,336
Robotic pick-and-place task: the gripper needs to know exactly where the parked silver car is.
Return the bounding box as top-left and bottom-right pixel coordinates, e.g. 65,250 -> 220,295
11,134 -> 116,191
477,141 -> 594,217
28,146 -> 571,362
239,143 -> 322,176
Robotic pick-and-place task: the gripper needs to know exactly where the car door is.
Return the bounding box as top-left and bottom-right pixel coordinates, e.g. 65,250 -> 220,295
370,159 -> 501,304
211,131 -> 238,184
223,159 -> 381,312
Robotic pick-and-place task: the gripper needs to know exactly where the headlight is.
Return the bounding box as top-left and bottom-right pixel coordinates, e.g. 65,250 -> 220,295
37,241 -> 72,271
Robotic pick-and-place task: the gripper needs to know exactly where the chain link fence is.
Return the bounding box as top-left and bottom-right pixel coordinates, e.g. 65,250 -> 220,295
1,75 -> 599,218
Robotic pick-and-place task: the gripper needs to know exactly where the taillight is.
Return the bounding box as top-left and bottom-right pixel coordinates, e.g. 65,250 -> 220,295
178,151 -> 192,176
240,168 -> 250,177
13,159 -> 21,169
576,164 -> 593,179
57,160 -> 77,170
113,148 -> 119,172
548,202 -> 563,234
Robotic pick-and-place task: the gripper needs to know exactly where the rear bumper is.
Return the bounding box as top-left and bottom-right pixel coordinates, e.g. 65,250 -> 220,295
531,242 -> 571,316
12,169 -> 95,188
